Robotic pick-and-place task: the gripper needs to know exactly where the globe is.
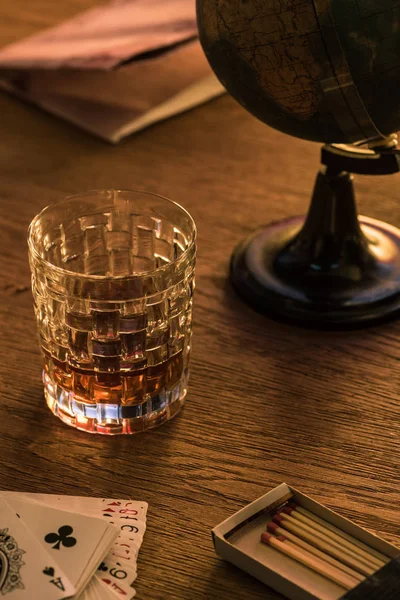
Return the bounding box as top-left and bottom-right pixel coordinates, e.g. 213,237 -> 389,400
196,0 -> 400,327
197,0 -> 400,144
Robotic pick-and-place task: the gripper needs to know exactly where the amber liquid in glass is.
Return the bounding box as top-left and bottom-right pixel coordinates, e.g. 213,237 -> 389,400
43,348 -> 186,433
44,349 -> 184,404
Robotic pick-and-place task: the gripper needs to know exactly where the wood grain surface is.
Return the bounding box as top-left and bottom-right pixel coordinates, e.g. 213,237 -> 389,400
1,3 -> 400,599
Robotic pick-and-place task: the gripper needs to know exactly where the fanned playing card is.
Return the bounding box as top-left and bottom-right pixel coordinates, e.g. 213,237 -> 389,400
0,499 -> 75,599
4,495 -> 118,595
0,492 -> 148,599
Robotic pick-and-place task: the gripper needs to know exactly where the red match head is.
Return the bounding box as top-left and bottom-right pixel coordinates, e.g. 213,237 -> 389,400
267,521 -> 279,534
289,502 -> 298,509
261,532 -> 286,545
272,513 -> 283,525
261,532 -> 272,545
282,506 -> 293,515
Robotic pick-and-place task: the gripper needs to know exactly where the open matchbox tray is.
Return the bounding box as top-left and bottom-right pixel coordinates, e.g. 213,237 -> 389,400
212,483 -> 400,600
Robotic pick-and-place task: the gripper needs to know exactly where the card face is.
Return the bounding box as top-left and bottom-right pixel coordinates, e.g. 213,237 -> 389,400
97,558 -> 137,586
4,496 -> 115,588
0,499 -> 75,600
113,519 -> 146,546
108,538 -> 138,565
101,499 -> 148,519
100,500 -> 147,530
2,494 -> 148,522
0,493 -> 148,600
75,576 -> 116,600
95,573 -> 136,599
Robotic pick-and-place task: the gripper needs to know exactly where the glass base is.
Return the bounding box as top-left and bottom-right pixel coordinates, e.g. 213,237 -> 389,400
43,370 -> 189,435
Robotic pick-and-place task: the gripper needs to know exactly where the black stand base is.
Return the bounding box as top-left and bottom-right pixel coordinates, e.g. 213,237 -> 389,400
231,166 -> 400,327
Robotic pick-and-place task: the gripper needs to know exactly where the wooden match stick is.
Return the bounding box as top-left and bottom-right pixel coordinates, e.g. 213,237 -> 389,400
273,514 -> 375,576
284,506 -> 385,568
277,511 -> 380,572
288,503 -> 388,565
260,532 -> 360,590
266,522 -> 365,583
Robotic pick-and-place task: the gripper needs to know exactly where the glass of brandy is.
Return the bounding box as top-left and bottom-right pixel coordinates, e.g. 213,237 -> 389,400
28,189 -> 196,434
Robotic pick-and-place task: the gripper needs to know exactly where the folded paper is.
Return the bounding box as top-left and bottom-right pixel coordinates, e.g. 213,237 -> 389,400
0,0 -> 198,70
0,0 -> 225,142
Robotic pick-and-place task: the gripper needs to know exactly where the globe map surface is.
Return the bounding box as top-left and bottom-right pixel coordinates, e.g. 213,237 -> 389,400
197,0 -> 400,143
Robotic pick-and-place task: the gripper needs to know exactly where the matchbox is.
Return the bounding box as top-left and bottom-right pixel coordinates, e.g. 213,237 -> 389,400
212,483 -> 400,600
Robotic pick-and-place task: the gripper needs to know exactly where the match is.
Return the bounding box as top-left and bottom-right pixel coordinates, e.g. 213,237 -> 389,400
266,522 -> 365,583
272,513 -> 375,576
260,532 -> 360,591
283,505 -> 385,569
288,503 -> 388,565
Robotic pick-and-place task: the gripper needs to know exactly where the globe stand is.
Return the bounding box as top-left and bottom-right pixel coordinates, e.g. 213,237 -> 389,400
230,142 -> 400,327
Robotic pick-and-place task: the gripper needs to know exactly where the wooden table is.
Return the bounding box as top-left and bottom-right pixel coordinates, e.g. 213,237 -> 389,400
1,3 -> 400,599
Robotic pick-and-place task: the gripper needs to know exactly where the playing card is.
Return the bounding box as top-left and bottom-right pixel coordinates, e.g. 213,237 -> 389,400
108,538 -> 138,564
0,492 -> 148,600
3,495 -> 118,593
0,498 -> 75,600
3,494 -> 148,551
100,500 -> 147,532
113,519 -> 146,547
95,572 -> 136,600
97,558 -> 137,585
3,493 -> 148,522
77,576 -> 117,600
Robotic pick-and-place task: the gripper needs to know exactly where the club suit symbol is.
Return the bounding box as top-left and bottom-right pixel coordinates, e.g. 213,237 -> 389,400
45,526 -> 77,550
